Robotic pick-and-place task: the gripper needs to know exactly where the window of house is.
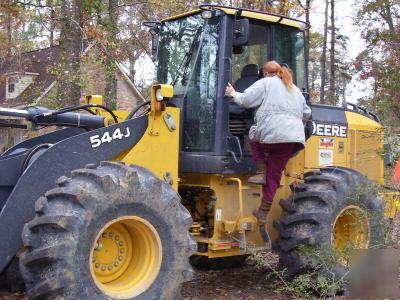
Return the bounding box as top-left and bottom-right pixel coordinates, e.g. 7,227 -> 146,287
6,76 -> 20,99
8,82 -> 15,93
7,76 -> 18,95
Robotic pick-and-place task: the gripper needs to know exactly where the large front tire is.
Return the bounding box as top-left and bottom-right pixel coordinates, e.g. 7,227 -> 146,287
20,162 -> 196,299
273,167 -> 384,277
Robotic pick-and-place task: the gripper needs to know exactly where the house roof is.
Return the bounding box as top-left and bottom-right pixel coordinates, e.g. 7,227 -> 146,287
0,46 -> 60,107
0,43 -> 145,108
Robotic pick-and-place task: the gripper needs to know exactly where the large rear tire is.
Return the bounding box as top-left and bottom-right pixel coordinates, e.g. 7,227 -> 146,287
273,167 -> 384,277
20,162 -> 196,299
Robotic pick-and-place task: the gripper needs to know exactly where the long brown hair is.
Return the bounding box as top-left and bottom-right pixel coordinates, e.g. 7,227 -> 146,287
263,61 -> 294,92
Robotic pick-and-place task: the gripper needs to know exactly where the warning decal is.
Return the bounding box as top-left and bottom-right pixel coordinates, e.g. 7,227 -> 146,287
319,138 -> 335,149
319,149 -> 333,166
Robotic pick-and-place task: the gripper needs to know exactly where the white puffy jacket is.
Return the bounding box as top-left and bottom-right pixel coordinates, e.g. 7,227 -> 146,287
231,76 -> 311,145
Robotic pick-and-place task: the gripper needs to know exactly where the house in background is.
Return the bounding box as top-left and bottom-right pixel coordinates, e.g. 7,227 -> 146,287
0,43 -> 145,153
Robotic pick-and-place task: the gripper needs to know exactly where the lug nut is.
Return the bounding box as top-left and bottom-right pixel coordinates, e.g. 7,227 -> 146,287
109,232 -> 114,237
95,263 -> 100,268
102,232 -> 107,238
101,266 -> 106,271
114,262 -> 119,267
120,248 -> 125,254
94,242 -> 102,251
118,256 -> 123,261
119,241 -> 124,246
108,265 -> 113,271
115,235 -> 120,241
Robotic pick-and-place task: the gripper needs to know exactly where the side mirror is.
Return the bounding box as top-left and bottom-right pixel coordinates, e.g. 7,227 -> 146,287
150,33 -> 159,62
233,18 -> 249,46
143,21 -> 161,62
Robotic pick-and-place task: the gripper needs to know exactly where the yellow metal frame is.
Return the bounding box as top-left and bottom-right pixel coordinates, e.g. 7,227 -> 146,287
85,94 -> 104,106
115,85 -> 180,191
117,107 -> 180,190
180,174 -> 263,258
84,94 -> 129,125
180,172 -> 300,258
162,6 -> 304,29
345,111 -> 384,185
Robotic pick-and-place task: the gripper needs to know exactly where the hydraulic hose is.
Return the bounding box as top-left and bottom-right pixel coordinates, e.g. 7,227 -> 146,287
126,101 -> 151,119
27,107 -> 106,129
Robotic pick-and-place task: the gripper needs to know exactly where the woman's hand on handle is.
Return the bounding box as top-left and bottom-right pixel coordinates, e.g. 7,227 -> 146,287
225,83 -> 235,97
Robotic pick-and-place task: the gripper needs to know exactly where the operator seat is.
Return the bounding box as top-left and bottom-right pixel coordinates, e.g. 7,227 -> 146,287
233,64 -> 259,92
229,64 -> 259,116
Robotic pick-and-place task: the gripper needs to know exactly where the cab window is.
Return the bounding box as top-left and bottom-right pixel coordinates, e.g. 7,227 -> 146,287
275,26 -> 305,89
232,22 -> 269,85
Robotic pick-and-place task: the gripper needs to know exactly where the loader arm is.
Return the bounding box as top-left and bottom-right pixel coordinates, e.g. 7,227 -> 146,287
1,127 -> 86,157
0,116 -> 148,272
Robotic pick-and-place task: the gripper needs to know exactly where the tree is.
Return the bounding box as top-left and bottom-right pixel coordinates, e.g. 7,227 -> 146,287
328,0 -> 336,104
104,0 -> 118,109
354,0 -> 400,128
46,0 -> 57,46
57,0 -> 84,106
304,0 -> 312,86
0,0 -> 19,58
319,0 -> 329,103
308,31 -> 323,101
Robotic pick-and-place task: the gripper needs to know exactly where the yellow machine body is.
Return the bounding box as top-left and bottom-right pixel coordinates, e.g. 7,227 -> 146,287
97,86 -> 398,260
83,6 -> 399,260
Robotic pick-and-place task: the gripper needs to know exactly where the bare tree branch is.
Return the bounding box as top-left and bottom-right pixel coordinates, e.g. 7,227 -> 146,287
13,0 -> 54,8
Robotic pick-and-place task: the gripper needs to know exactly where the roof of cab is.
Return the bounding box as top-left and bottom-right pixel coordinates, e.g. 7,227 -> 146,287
162,4 -> 309,30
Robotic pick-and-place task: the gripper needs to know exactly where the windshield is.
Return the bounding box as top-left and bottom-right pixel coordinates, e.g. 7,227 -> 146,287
275,26 -> 306,89
157,14 -> 220,152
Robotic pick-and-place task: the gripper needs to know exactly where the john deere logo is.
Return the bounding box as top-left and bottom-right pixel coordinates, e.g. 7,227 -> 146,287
311,122 -> 347,137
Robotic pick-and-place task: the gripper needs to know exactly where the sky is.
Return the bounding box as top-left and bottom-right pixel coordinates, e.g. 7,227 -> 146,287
134,0 -> 370,103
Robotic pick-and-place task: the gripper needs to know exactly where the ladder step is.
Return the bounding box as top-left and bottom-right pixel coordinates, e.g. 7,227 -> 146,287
241,185 -> 252,190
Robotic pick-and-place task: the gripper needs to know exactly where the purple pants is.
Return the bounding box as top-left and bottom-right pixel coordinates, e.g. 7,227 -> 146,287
250,141 -> 303,204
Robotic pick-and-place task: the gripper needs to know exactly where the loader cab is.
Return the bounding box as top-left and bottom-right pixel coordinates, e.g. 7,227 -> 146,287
154,5 -> 308,174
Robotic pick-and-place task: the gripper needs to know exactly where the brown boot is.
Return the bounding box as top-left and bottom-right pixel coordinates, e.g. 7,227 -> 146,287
253,202 -> 272,224
248,162 -> 266,185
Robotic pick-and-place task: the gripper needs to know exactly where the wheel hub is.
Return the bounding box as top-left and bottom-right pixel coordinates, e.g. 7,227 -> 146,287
92,224 -> 132,283
89,216 -> 162,299
332,205 -> 370,265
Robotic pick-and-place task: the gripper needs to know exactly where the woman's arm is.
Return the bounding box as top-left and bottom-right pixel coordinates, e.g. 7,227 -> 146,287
225,80 -> 265,109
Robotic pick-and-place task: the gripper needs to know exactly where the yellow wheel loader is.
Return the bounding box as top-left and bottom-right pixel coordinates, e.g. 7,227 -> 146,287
0,4 -> 398,299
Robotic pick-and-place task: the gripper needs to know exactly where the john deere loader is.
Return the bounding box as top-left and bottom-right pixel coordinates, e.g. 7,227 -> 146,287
0,4 -> 398,299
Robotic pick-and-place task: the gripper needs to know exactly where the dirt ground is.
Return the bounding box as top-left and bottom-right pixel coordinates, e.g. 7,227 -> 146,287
0,257 -> 285,300
1,214 -> 399,300
181,253 -> 288,300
